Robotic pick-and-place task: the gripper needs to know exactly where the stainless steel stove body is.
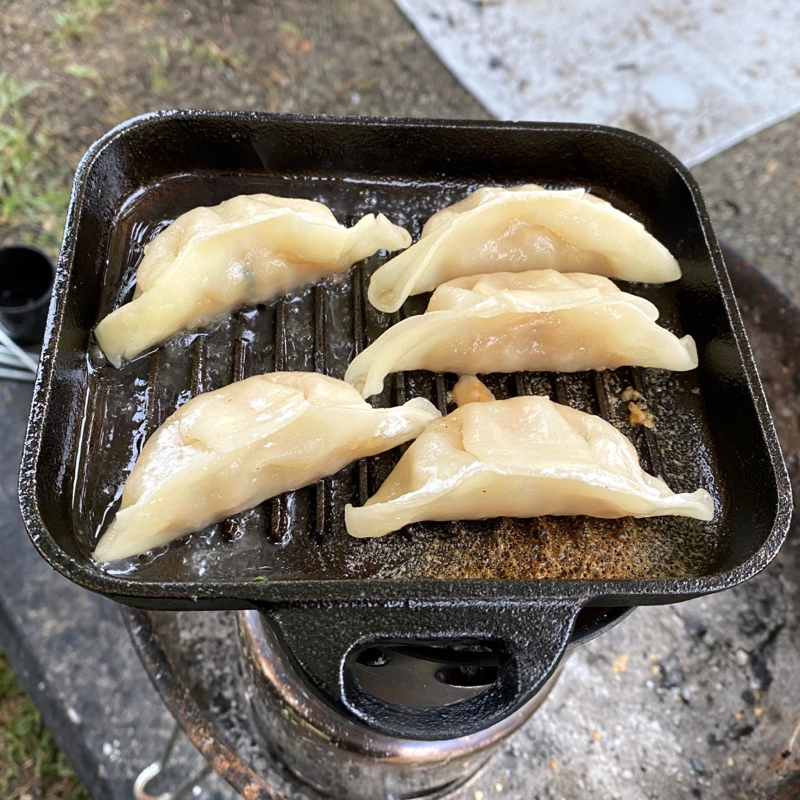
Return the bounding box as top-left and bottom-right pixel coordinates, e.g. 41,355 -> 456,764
235,609 -> 631,800
122,251 -> 800,800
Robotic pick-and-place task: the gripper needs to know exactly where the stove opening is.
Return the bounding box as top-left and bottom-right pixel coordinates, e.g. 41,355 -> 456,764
435,662 -> 499,688
351,642 -> 504,709
357,647 -> 391,668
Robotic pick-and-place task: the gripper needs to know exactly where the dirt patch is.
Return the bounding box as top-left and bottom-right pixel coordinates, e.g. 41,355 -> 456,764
1,0 -> 486,257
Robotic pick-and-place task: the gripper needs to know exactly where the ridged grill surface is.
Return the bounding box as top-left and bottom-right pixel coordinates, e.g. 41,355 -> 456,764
73,174 -> 722,584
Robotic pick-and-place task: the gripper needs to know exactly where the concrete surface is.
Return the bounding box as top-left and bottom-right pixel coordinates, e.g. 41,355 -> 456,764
0,380 -> 239,800
395,0 -> 800,165
693,115 -> 800,307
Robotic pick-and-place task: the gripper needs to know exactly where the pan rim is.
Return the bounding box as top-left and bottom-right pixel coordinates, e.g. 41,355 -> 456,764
18,109 -> 793,611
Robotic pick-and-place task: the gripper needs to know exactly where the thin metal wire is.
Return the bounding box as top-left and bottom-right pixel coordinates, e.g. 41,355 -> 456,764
0,349 -> 36,368
0,366 -> 35,381
0,327 -> 38,372
132,722 -> 212,800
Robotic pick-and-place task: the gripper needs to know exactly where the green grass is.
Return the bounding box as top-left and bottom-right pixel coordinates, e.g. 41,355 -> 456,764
0,653 -> 88,800
51,0 -> 114,42
0,74 -> 70,254
65,64 -> 100,81
150,38 -> 171,92
179,34 -> 243,71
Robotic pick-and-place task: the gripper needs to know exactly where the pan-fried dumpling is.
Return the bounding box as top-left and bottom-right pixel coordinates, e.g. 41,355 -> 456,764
367,185 -> 680,313
345,383 -> 714,538
96,194 -> 411,367
347,271 -> 697,398
92,372 -> 439,561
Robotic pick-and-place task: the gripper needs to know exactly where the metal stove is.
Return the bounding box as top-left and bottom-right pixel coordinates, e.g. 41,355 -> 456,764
119,249 -> 800,800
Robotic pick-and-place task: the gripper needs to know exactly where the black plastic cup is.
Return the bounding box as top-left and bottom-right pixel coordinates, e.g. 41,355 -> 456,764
0,246 -> 55,345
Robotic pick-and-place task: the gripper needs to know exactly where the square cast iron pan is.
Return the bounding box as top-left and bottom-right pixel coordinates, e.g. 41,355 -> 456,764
19,112 -> 792,739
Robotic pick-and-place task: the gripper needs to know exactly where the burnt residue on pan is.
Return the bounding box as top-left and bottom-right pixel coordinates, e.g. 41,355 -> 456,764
20,114 -> 790,740
22,113 -> 790,612
70,172 -> 721,584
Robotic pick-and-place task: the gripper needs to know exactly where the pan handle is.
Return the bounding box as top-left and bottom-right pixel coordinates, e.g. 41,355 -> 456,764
268,599 -> 581,740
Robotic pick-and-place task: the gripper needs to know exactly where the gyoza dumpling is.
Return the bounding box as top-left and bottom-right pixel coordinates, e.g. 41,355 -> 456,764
92,372 -> 439,561
96,194 -> 411,367
347,271 -> 697,398
367,185 -> 680,313
345,380 -> 713,538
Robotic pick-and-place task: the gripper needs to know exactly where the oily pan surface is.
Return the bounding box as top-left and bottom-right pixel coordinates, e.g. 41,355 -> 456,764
72,172 -> 722,583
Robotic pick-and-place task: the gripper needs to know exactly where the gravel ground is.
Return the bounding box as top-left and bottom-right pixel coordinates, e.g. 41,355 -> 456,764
692,115 -> 800,305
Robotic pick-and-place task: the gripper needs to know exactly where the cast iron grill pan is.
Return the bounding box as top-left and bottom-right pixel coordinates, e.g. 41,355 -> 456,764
20,112 -> 791,739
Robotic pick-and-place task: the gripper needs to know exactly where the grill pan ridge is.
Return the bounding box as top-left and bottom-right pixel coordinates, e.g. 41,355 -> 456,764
19,111 -> 791,739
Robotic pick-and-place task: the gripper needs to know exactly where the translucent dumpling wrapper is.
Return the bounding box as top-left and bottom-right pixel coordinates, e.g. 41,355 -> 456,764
95,194 -> 411,367
347,270 -> 697,398
344,389 -> 714,538
92,372 -> 440,561
367,184 -> 681,313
